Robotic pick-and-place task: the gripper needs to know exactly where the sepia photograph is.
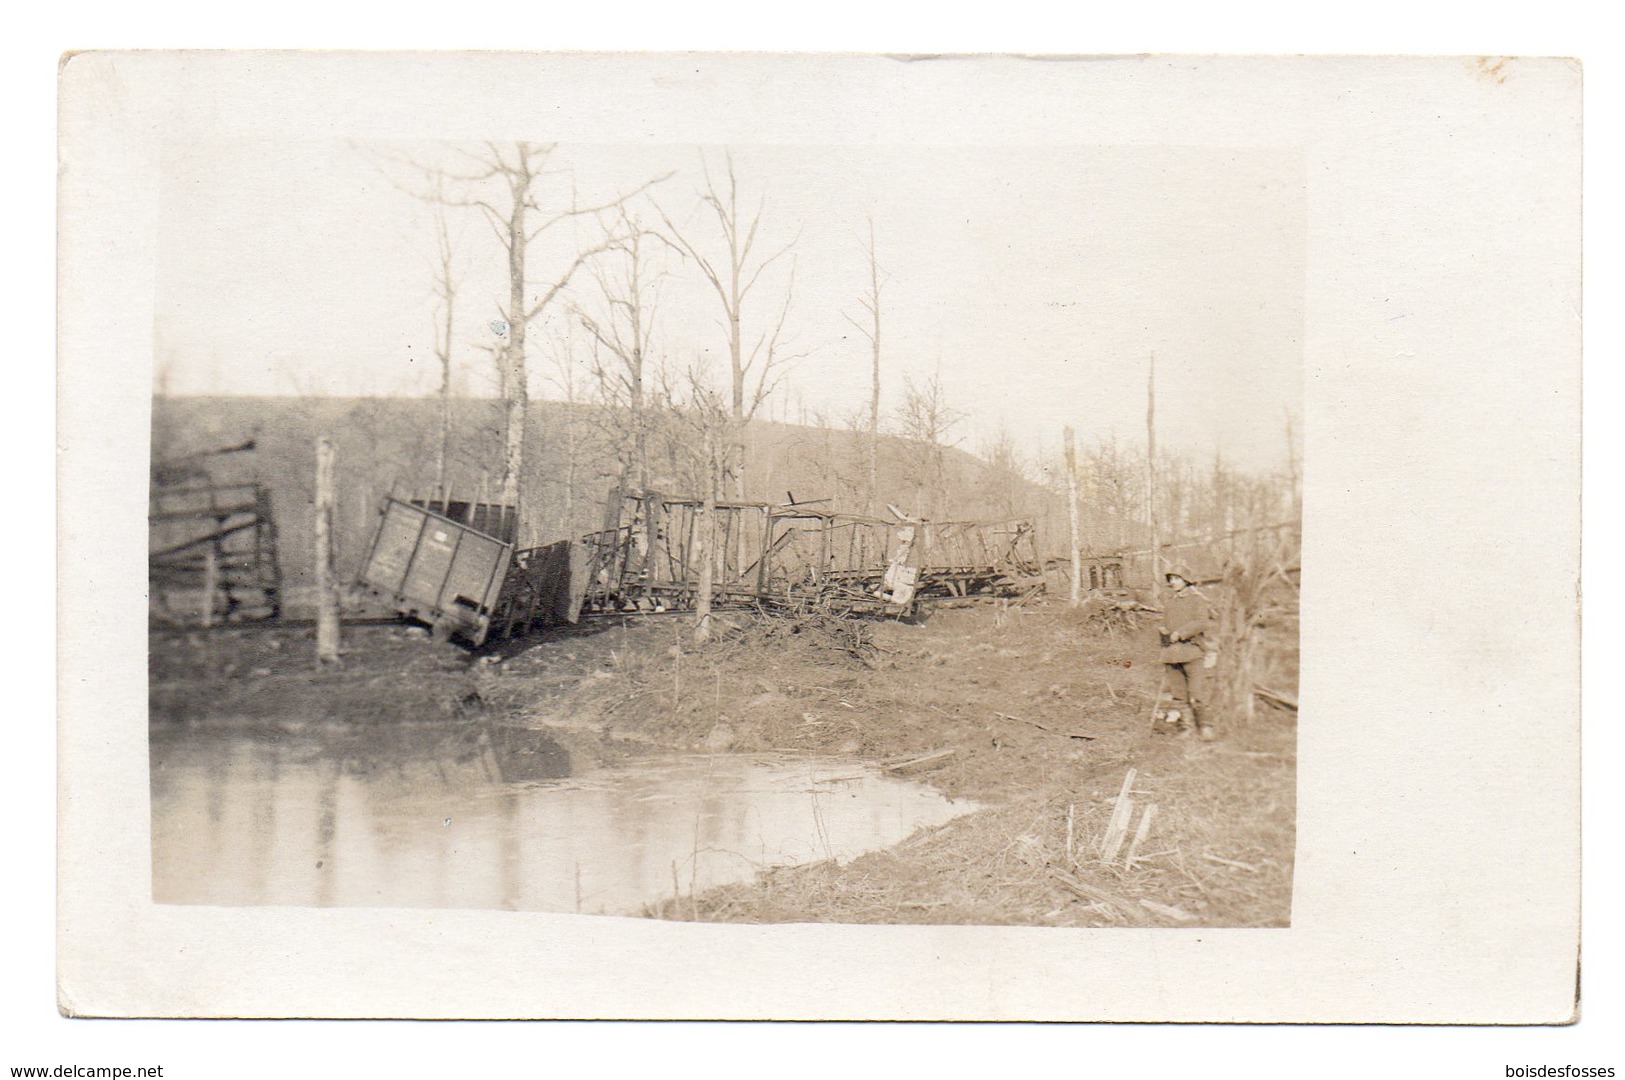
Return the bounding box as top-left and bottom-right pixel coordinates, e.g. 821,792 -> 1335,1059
56,50 -> 1581,1025
147,138 -> 1302,926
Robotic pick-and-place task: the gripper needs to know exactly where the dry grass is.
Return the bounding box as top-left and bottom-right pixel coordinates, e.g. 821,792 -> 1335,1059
631,600 -> 1297,927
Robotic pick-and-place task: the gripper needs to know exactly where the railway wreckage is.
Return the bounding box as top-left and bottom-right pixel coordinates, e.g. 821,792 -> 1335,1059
356,489 -> 1044,646
149,440 -> 283,625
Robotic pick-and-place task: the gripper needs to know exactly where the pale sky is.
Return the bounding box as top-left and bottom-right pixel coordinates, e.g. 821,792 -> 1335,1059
155,140 -> 1304,472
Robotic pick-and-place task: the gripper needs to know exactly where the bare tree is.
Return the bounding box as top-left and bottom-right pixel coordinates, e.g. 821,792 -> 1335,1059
576,209 -> 676,498
656,151 -> 803,501
661,366 -> 731,643
979,424 -> 1028,520
842,218 -> 886,515
392,142 -> 670,534
427,189 -> 462,498
1063,427 -> 1083,606
538,327 -> 591,541
895,372 -> 963,520
1085,435 -> 1140,552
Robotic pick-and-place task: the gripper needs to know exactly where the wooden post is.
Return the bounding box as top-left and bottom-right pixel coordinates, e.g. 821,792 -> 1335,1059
694,427 -> 717,643
315,437 -> 341,666
1146,352 -> 1160,597
201,543 -> 217,628
1063,426 -> 1083,608
1124,803 -> 1157,869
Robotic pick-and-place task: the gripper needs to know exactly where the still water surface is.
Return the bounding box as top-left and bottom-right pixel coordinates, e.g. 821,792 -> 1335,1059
150,727 -> 977,916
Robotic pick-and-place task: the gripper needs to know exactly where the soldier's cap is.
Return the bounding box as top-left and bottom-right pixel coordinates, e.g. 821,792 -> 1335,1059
1164,569 -> 1194,585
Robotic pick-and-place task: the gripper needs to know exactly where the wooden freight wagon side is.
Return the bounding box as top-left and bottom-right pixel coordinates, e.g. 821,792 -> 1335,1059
357,498 -> 513,645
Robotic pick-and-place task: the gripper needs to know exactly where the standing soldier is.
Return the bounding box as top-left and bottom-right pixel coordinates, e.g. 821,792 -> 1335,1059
1157,570 -> 1218,741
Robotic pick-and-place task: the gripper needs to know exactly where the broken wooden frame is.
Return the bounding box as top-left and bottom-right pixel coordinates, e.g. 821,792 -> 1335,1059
578,490 -> 1043,617
149,481 -> 283,625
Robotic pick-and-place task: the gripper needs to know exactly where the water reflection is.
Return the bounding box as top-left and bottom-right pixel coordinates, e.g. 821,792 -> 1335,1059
150,726 -> 977,916
490,726 -> 573,783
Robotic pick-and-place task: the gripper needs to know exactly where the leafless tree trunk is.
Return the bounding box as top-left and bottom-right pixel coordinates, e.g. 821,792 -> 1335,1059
694,424 -> 718,644
396,143 -> 669,534
429,194 -> 460,499
896,373 -> 962,520
540,330 -> 584,540
315,437 -> 340,666
496,153 -> 533,518
578,210 -> 676,498
1064,426 -> 1083,606
656,151 -> 802,502
843,218 -> 885,515
201,545 -> 217,628
672,382 -> 729,644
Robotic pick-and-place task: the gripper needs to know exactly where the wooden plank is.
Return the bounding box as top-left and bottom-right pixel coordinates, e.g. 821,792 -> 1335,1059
148,503 -> 260,523
1098,767 -> 1138,864
149,518 -> 261,560
1254,685 -> 1299,711
1123,802 -> 1157,868
1139,898 -> 1196,923
200,545 -> 217,628
1047,865 -> 1150,926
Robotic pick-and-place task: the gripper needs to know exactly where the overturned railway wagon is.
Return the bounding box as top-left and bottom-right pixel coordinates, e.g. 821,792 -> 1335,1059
356,498 -> 515,644
356,497 -> 590,646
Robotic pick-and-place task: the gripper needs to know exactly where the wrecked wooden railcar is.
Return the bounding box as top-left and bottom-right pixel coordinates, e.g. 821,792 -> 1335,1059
149,441 -> 282,625
574,491 -> 918,614
356,496 -> 591,645
489,537 -> 591,640
355,497 -> 515,644
149,482 -> 284,624
577,491 -> 778,612
579,490 -> 1042,616
904,517 -> 1044,600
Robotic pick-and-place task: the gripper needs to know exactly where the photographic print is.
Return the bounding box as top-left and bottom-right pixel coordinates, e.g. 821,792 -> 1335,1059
146,138 -> 1302,926
59,52 -> 1578,1021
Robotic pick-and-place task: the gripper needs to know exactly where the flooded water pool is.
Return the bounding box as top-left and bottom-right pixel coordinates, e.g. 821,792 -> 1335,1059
149,726 -> 978,916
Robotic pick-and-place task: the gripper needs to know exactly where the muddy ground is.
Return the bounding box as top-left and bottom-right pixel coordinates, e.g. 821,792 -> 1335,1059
150,598 -> 1297,927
